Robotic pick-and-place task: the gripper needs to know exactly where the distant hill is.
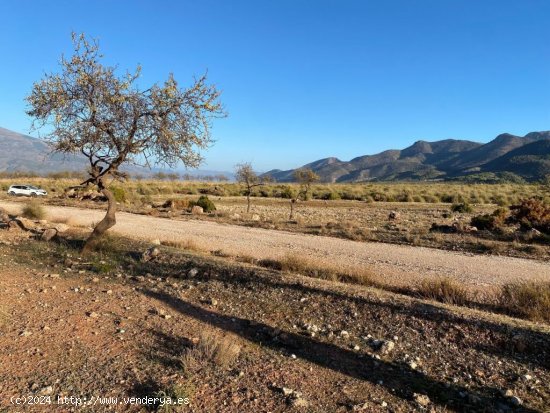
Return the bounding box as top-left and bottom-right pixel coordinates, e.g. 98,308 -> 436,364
0,126 -> 233,179
263,131 -> 550,183
0,126 -> 84,173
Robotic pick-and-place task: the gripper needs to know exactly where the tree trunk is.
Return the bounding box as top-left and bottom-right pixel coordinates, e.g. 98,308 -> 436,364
246,191 -> 251,213
82,185 -> 117,254
289,199 -> 295,220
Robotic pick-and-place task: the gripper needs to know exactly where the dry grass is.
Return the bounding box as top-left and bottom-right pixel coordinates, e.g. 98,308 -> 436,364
258,253 -> 377,286
21,202 -> 46,220
181,331 -> 241,372
416,277 -> 470,306
500,282 -> 550,323
50,215 -> 80,227
236,254 -> 257,264
161,239 -> 203,252
1,177 -> 544,205
0,305 -> 8,330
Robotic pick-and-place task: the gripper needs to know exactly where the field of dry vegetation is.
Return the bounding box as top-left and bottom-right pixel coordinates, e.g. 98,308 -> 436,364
1,178 -> 548,260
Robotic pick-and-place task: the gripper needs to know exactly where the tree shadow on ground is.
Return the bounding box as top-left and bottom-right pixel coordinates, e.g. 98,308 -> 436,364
127,252 -> 549,372
143,329 -> 192,368
142,288 -> 538,413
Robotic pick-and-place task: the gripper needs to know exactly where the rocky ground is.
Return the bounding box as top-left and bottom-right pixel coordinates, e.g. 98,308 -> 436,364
0,220 -> 549,412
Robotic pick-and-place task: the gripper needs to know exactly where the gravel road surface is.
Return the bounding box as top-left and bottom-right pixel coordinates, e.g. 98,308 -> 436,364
2,200 -> 549,289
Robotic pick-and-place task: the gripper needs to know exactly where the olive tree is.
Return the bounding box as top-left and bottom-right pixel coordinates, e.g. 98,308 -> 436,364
27,33 -> 225,252
235,162 -> 267,212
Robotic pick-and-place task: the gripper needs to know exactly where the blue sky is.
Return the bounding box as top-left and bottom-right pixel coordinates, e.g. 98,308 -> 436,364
1,1 -> 549,172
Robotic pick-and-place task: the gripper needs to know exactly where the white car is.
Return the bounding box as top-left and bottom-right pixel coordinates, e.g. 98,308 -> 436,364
7,184 -> 48,197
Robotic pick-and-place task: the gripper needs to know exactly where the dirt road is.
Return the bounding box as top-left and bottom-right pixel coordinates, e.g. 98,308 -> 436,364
2,200 -> 549,288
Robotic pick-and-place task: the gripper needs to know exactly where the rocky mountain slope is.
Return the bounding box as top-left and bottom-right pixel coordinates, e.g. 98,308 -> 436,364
0,126 -> 84,173
264,131 -> 550,182
0,126 -> 232,178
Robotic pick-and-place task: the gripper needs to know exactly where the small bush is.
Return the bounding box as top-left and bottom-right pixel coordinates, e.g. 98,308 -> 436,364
163,198 -> 190,210
416,278 -> 469,305
500,282 -> 550,322
322,191 -> 341,200
22,202 -> 46,220
110,186 -> 126,203
507,197 -> 550,234
451,202 -> 473,214
136,184 -> 153,196
153,383 -> 194,412
181,331 -> 241,372
190,195 -> 216,212
280,186 -> 296,199
470,208 -> 507,231
198,186 -> 226,196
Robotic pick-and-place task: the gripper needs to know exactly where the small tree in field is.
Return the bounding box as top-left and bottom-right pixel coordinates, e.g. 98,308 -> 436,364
294,168 -> 320,201
284,186 -> 298,220
235,162 -> 267,212
27,33 -> 225,252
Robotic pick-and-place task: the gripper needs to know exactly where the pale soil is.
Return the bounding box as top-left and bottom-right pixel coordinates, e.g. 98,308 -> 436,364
1,200 -> 549,291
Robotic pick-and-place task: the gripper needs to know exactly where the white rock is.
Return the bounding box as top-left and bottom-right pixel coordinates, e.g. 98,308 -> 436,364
39,386 -> 53,395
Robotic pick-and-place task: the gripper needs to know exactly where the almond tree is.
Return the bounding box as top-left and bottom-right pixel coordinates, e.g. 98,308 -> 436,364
286,168 -> 319,220
294,168 -> 320,201
27,33 -> 225,252
235,162 -> 267,212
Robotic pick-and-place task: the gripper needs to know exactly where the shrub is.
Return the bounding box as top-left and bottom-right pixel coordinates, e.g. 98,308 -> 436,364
181,331 -> 241,372
424,195 -> 440,203
280,186 -> 296,199
190,195 -> 216,212
21,202 -> 46,220
451,202 -> 473,214
500,282 -> 550,322
198,186 -> 226,196
507,197 -> 550,234
110,186 -> 126,203
136,185 -> 153,196
341,191 -> 361,201
163,198 -> 190,210
470,208 -> 507,231
153,383 -> 195,412
322,191 -> 341,200
395,191 -> 414,202
416,277 -> 469,305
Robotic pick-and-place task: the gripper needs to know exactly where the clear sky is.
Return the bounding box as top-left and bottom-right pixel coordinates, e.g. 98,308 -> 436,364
1,0 -> 549,172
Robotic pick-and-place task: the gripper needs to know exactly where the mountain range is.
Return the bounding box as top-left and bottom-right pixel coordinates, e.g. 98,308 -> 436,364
263,131 -> 550,183
2,126 -> 549,182
0,126 -> 233,178
0,126 -> 84,173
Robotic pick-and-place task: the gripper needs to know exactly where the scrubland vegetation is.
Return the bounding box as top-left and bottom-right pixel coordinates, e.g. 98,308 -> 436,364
2,178 -> 549,260
1,176 -> 547,205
